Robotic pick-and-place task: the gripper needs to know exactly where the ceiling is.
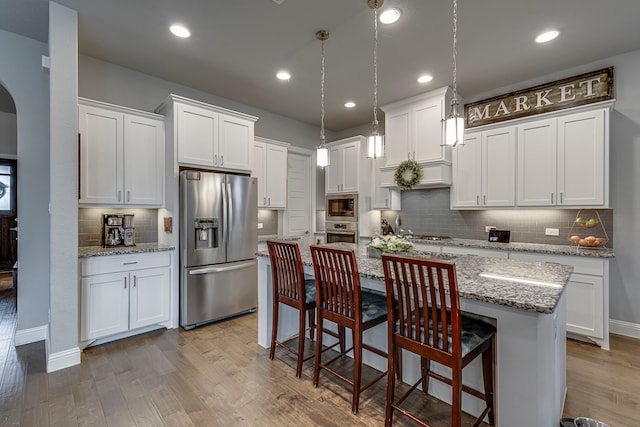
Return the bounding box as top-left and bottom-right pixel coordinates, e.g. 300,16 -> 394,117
3,0 -> 640,131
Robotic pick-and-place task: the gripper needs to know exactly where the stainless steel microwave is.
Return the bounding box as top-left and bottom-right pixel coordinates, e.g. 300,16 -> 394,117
326,194 -> 358,222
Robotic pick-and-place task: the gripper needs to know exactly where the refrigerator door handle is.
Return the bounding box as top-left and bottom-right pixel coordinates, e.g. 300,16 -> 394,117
227,183 -> 233,239
188,261 -> 256,275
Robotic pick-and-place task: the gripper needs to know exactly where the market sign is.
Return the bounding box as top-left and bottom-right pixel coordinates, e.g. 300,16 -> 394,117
464,67 -> 614,128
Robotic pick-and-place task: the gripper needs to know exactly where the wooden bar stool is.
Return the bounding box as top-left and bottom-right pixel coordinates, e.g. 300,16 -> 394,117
267,240 -> 317,378
310,244 -> 389,414
381,254 -> 496,427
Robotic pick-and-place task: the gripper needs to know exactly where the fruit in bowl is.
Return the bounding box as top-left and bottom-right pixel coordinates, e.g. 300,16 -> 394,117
585,218 -> 599,228
570,235 -> 605,247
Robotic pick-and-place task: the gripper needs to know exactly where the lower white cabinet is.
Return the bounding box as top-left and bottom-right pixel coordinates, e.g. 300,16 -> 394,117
80,252 -> 171,341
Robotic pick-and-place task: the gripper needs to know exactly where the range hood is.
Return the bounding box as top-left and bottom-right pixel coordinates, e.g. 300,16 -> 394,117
378,160 -> 452,190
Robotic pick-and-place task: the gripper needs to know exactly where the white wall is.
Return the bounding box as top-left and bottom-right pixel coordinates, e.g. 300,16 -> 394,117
0,111 -> 17,156
77,55 -> 336,150
0,29 -> 51,332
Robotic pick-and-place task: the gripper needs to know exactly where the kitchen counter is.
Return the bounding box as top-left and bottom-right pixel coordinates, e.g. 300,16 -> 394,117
257,235 -> 301,244
257,243 -> 572,314
404,237 -> 615,258
78,243 -> 175,258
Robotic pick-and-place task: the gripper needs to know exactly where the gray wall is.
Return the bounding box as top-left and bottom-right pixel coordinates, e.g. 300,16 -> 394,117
381,188 -> 613,247
0,29 -> 51,332
78,55 -> 337,151
0,111 -> 17,156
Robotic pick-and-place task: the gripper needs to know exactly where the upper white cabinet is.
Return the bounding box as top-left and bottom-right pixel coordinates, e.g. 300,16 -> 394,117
372,156 -> 401,210
517,108 -> 608,207
78,98 -> 164,206
451,127 -> 516,208
157,94 -> 257,172
252,137 -> 288,209
325,136 -> 366,194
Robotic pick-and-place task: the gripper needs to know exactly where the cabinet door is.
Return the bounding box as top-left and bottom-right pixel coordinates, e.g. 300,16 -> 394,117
372,157 -> 400,209
340,141 -> 360,193
79,104 -> 123,204
325,146 -> 342,193
482,127 -> 516,207
252,142 -> 267,207
218,115 -> 253,172
413,98 -> 445,163
566,273 -> 604,339
81,272 -> 129,340
517,119 -> 557,206
451,133 -> 482,208
265,144 -> 287,208
385,109 -> 411,166
558,110 -> 605,206
176,103 -> 217,167
129,267 -> 171,330
124,115 -> 164,205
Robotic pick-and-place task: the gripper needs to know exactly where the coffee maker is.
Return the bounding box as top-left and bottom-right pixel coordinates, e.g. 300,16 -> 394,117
102,214 -> 135,247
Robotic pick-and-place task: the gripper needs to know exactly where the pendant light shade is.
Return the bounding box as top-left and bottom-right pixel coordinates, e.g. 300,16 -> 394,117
444,0 -> 465,147
367,0 -> 385,159
316,30 -> 330,167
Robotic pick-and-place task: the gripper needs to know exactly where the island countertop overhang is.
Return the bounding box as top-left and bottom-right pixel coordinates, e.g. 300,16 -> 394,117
257,243 -> 573,314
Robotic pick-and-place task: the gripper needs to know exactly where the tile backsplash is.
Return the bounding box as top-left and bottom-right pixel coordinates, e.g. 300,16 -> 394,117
380,188 -> 614,247
257,209 -> 278,236
78,208 -> 159,247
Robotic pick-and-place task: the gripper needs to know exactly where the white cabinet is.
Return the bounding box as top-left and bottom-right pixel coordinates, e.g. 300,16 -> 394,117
451,127 -> 516,208
80,252 -> 171,342
158,94 -> 257,172
253,137 -> 288,209
508,251 -> 609,349
517,107 -> 608,207
325,136 -> 365,194
79,98 -> 164,206
372,156 -> 401,210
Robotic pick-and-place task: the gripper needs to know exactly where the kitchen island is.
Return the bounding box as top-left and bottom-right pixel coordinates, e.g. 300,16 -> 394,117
257,243 -> 573,427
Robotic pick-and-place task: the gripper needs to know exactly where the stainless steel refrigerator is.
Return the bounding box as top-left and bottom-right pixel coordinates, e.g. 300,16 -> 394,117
180,170 -> 258,330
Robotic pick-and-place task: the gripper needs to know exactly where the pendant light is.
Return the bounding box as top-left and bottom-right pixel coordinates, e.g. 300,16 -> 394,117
367,0 -> 384,159
444,0 -> 465,147
316,30 -> 330,168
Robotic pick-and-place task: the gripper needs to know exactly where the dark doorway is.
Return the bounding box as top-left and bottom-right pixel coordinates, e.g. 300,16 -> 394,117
0,159 -> 17,272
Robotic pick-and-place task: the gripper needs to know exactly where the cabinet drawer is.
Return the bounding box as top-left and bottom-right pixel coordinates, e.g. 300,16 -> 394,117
508,252 -> 604,276
81,252 -> 171,276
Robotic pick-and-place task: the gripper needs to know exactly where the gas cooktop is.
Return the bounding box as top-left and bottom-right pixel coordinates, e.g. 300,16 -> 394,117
411,235 -> 451,241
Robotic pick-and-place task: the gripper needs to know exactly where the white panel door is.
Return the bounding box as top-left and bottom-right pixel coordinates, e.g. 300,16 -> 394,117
451,133 -> 481,208
413,98 -> 444,163
285,152 -> 311,238
81,272 -> 129,340
340,141 -> 360,193
558,110 -> 605,206
79,104 -> 123,204
219,115 -> 253,172
252,142 -> 267,207
566,273 -> 604,338
384,109 -> 411,166
129,267 -> 171,330
517,119 -> 558,206
124,115 -> 164,205
482,126 -> 516,207
176,103 -> 217,167
265,144 -> 287,208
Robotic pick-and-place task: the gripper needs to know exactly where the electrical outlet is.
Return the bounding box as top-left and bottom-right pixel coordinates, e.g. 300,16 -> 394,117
485,226 -> 496,232
545,228 -> 560,236
257,223 -> 264,229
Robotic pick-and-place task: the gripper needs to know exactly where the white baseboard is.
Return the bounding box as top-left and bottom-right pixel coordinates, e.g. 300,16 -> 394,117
47,347 -> 81,373
610,319 -> 640,339
14,325 -> 48,346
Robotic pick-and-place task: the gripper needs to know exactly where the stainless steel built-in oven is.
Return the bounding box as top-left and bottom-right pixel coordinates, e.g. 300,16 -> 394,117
326,221 -> 358,244
326,194 -> 358,222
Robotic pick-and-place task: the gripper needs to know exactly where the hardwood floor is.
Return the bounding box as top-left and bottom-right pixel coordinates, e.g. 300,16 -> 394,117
0,287 -> 638,426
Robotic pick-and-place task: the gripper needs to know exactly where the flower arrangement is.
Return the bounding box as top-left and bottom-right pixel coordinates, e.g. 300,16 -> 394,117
367,235 -> 415,257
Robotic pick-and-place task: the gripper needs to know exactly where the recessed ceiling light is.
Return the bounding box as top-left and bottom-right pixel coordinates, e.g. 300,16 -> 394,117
344,101 -> 356,108
276,71 -> 291,81
380,8 -> 402,24
169,24 -> 191,38
535,30 -> 559,43
417,74 -> 433,84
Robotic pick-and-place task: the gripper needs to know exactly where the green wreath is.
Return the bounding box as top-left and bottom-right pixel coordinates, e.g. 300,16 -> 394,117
394,159 -> 423,190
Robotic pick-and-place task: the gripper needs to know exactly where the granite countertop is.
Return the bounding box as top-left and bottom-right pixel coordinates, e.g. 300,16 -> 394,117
79,243 -> 175,258
258,243 -> 573,314
409,237 -> 615,258
257,235 -> 301,244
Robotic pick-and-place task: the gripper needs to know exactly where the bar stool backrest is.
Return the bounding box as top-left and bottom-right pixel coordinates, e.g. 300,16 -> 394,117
267,241 -> 306,306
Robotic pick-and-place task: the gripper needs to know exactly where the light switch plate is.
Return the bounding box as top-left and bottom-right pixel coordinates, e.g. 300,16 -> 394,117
257,223 -> 264,229
545,228 -> 560,236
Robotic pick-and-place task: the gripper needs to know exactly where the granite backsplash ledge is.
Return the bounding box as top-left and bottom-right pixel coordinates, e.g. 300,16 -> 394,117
380,188 -> 613,247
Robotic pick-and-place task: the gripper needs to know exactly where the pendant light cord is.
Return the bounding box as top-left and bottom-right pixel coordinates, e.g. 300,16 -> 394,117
320,35 -> 326,144
452,0 -> 459,104
372,5 -> 379,132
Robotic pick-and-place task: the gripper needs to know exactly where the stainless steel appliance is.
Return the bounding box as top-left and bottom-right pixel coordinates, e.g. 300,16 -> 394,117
180,170 -> 258,330
122,214 -> 135,246
102,214 -> 123,247
326,221 -> 358,244
326,194 -> 358,222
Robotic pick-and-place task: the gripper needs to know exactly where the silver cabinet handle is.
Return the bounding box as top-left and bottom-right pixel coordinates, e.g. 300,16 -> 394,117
133,276 -> 137,287
123,261 -> 138,265
385,198 -> 388,207
476,195 -> 480,205
408,151 -> 411,160
214,154 -> 218,165
221,155 -> 224,165
560,192 -> 563,204
124,277 -> 127,289
126,190 -> 131,202
263,197 -> 266,205
483,195 -> 487,205
551,193 -> 554,204
268,197 -> 270,206
117,190 -> 122,202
